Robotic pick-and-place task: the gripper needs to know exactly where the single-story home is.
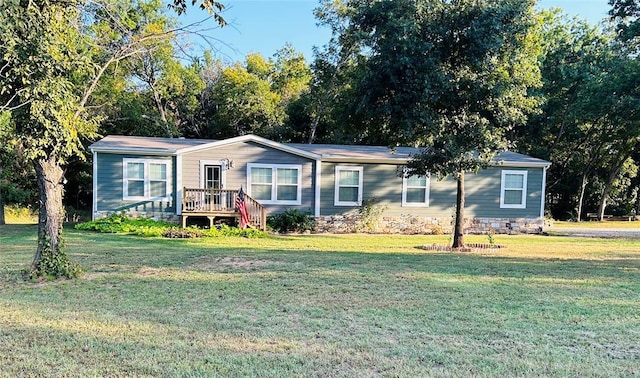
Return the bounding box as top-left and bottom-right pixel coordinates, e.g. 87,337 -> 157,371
89,134 -> 551,234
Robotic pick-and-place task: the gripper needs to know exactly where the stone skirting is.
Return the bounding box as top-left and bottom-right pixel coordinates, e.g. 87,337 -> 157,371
94,210 -> 545,235
314,214 -> 545,235
93,210 -> 181,224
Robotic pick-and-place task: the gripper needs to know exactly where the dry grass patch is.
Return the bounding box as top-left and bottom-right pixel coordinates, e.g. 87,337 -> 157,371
0,225 -> 639,377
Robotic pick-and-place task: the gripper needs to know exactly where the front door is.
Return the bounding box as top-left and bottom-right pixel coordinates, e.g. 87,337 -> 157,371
204,164 -> 222,206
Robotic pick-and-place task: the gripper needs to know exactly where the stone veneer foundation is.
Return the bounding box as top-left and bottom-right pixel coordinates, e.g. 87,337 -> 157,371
95,210 -> 545,235
314,214 -> 545,235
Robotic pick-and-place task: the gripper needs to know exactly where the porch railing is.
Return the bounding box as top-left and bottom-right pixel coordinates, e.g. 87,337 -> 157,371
182,188 -> 267,230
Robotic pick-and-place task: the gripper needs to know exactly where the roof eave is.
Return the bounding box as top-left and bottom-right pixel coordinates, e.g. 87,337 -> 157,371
321,157 -> 551,167
321,157 -> 409,164
178,134 -> 322,160
493,161 -> 552,168
89,147 -> 177,156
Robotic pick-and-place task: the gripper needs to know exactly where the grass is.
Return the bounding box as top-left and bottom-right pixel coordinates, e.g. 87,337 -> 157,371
3,205 -> 38,224
1,225 -> 639,377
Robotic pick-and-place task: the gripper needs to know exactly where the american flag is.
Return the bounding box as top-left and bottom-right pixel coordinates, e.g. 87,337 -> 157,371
235,187 -> 250,229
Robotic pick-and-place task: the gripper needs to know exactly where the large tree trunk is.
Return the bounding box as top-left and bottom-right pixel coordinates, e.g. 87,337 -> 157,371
30,154 -> 75,278
0,165 -> 5,225
598,155 -> 628,221
576,172 -> 588,222
452,171 -> 465,249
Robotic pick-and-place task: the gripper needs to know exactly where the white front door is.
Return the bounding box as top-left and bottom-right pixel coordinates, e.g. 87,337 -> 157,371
200,160 -> 228,208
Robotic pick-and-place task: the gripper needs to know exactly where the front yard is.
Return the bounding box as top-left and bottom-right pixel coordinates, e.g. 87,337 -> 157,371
0,225 -> 639,376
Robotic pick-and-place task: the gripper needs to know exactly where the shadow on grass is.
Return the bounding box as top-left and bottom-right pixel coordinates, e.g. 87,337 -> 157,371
2,224 -> 639,285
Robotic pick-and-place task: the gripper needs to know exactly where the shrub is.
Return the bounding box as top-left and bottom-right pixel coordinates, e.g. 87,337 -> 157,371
207,224 -> 268,238
76,214 -> 267,238
75,214 -> 174,236
163,227 -> 204,238
267,209 -> 315,233
357,197 -> 387,232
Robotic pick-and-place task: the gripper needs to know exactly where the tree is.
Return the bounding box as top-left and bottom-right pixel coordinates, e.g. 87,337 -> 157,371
513,10 -> 615,221
303,1 -> 366,144
200,48 -> 312,141
207,54 -> 283,138
518,8 -> 640,221
609,0 -> 640,42
0,0 -> 225,278
0,111 -> 9,225
328,0 -> 541,247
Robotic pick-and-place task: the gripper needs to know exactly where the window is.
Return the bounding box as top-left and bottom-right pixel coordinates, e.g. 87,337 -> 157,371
402,174 -> 430,207
500,170 -> 527,209
123,159 -> 170,200
335,166 -> 363,206
247,164 -> 302,205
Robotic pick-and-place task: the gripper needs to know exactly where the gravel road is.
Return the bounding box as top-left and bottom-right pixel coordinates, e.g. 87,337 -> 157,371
547,226 -> 640,238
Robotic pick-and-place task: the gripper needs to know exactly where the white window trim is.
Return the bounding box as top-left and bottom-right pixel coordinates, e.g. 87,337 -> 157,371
123,158 -> 171,201
334,166 -> 364,206
402,173 -> 430,207
247,163 -> 302,205
500,170 -> 528,209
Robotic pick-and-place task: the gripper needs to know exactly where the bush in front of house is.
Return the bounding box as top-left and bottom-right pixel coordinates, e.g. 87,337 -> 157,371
267,209 -> 316,233
75,214 -> 267,238
75,214 -> 173,236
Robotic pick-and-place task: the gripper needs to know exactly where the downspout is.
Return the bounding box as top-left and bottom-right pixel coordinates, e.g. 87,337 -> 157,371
92,151 -> 98,221
176,154 -> 183,216
314,159 -> 321,217
540,165 -> 549,219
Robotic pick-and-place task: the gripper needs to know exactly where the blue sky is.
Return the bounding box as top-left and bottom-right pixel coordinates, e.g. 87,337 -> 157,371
179,0 -> 611,63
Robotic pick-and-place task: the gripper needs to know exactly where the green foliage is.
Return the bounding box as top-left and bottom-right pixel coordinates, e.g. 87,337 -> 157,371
487,228 -> 496,246
267,209 -> 316,233
357,197 -> 388,233
205,224 -> 268,238
162,227 -> 205,238
208,58 -> 283,138
75,214 -> 267,238
609,0 -> 640,42
320,0 -> 542,245
29,233 -> 82,280
0,0 -> 189,279
4,205 -> 38,223
195,49 -> 312,142
75,214 -> 174,236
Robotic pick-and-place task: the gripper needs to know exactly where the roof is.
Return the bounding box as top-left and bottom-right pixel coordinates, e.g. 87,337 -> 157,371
89,134 -> 320,160
287,143 -> 420,163
89,135 -> 550,167
492,151 -> 551,168
89,135 -> 211,154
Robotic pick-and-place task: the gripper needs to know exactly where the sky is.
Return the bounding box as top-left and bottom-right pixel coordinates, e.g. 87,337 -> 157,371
179,0 -> 612,63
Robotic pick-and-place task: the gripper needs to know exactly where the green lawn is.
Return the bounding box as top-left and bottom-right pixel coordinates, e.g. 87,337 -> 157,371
1,225 -> 639,377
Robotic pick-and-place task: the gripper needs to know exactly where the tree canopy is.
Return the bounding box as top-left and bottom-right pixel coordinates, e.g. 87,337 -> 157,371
315,0 -> 542,247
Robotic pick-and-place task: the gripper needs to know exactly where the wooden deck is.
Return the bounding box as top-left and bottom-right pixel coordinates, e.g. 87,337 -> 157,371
181,188 -> 267,230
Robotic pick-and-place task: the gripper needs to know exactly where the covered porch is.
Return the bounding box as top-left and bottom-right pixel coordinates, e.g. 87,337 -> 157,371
181,188 -> 267,230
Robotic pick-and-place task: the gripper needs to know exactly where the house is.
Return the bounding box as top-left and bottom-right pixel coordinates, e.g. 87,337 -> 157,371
89,134 -> 551,234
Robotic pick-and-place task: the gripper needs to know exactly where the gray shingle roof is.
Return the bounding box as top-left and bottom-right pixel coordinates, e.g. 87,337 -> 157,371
286,143 -> 420,160
89,135 -> 550,166
89,135 -> 212,153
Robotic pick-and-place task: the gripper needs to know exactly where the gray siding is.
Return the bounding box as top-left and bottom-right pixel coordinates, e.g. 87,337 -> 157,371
320,162 -> 544,218
95,144 -> 544,220
95,153 -> 176,214
181,141 -> 316,213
